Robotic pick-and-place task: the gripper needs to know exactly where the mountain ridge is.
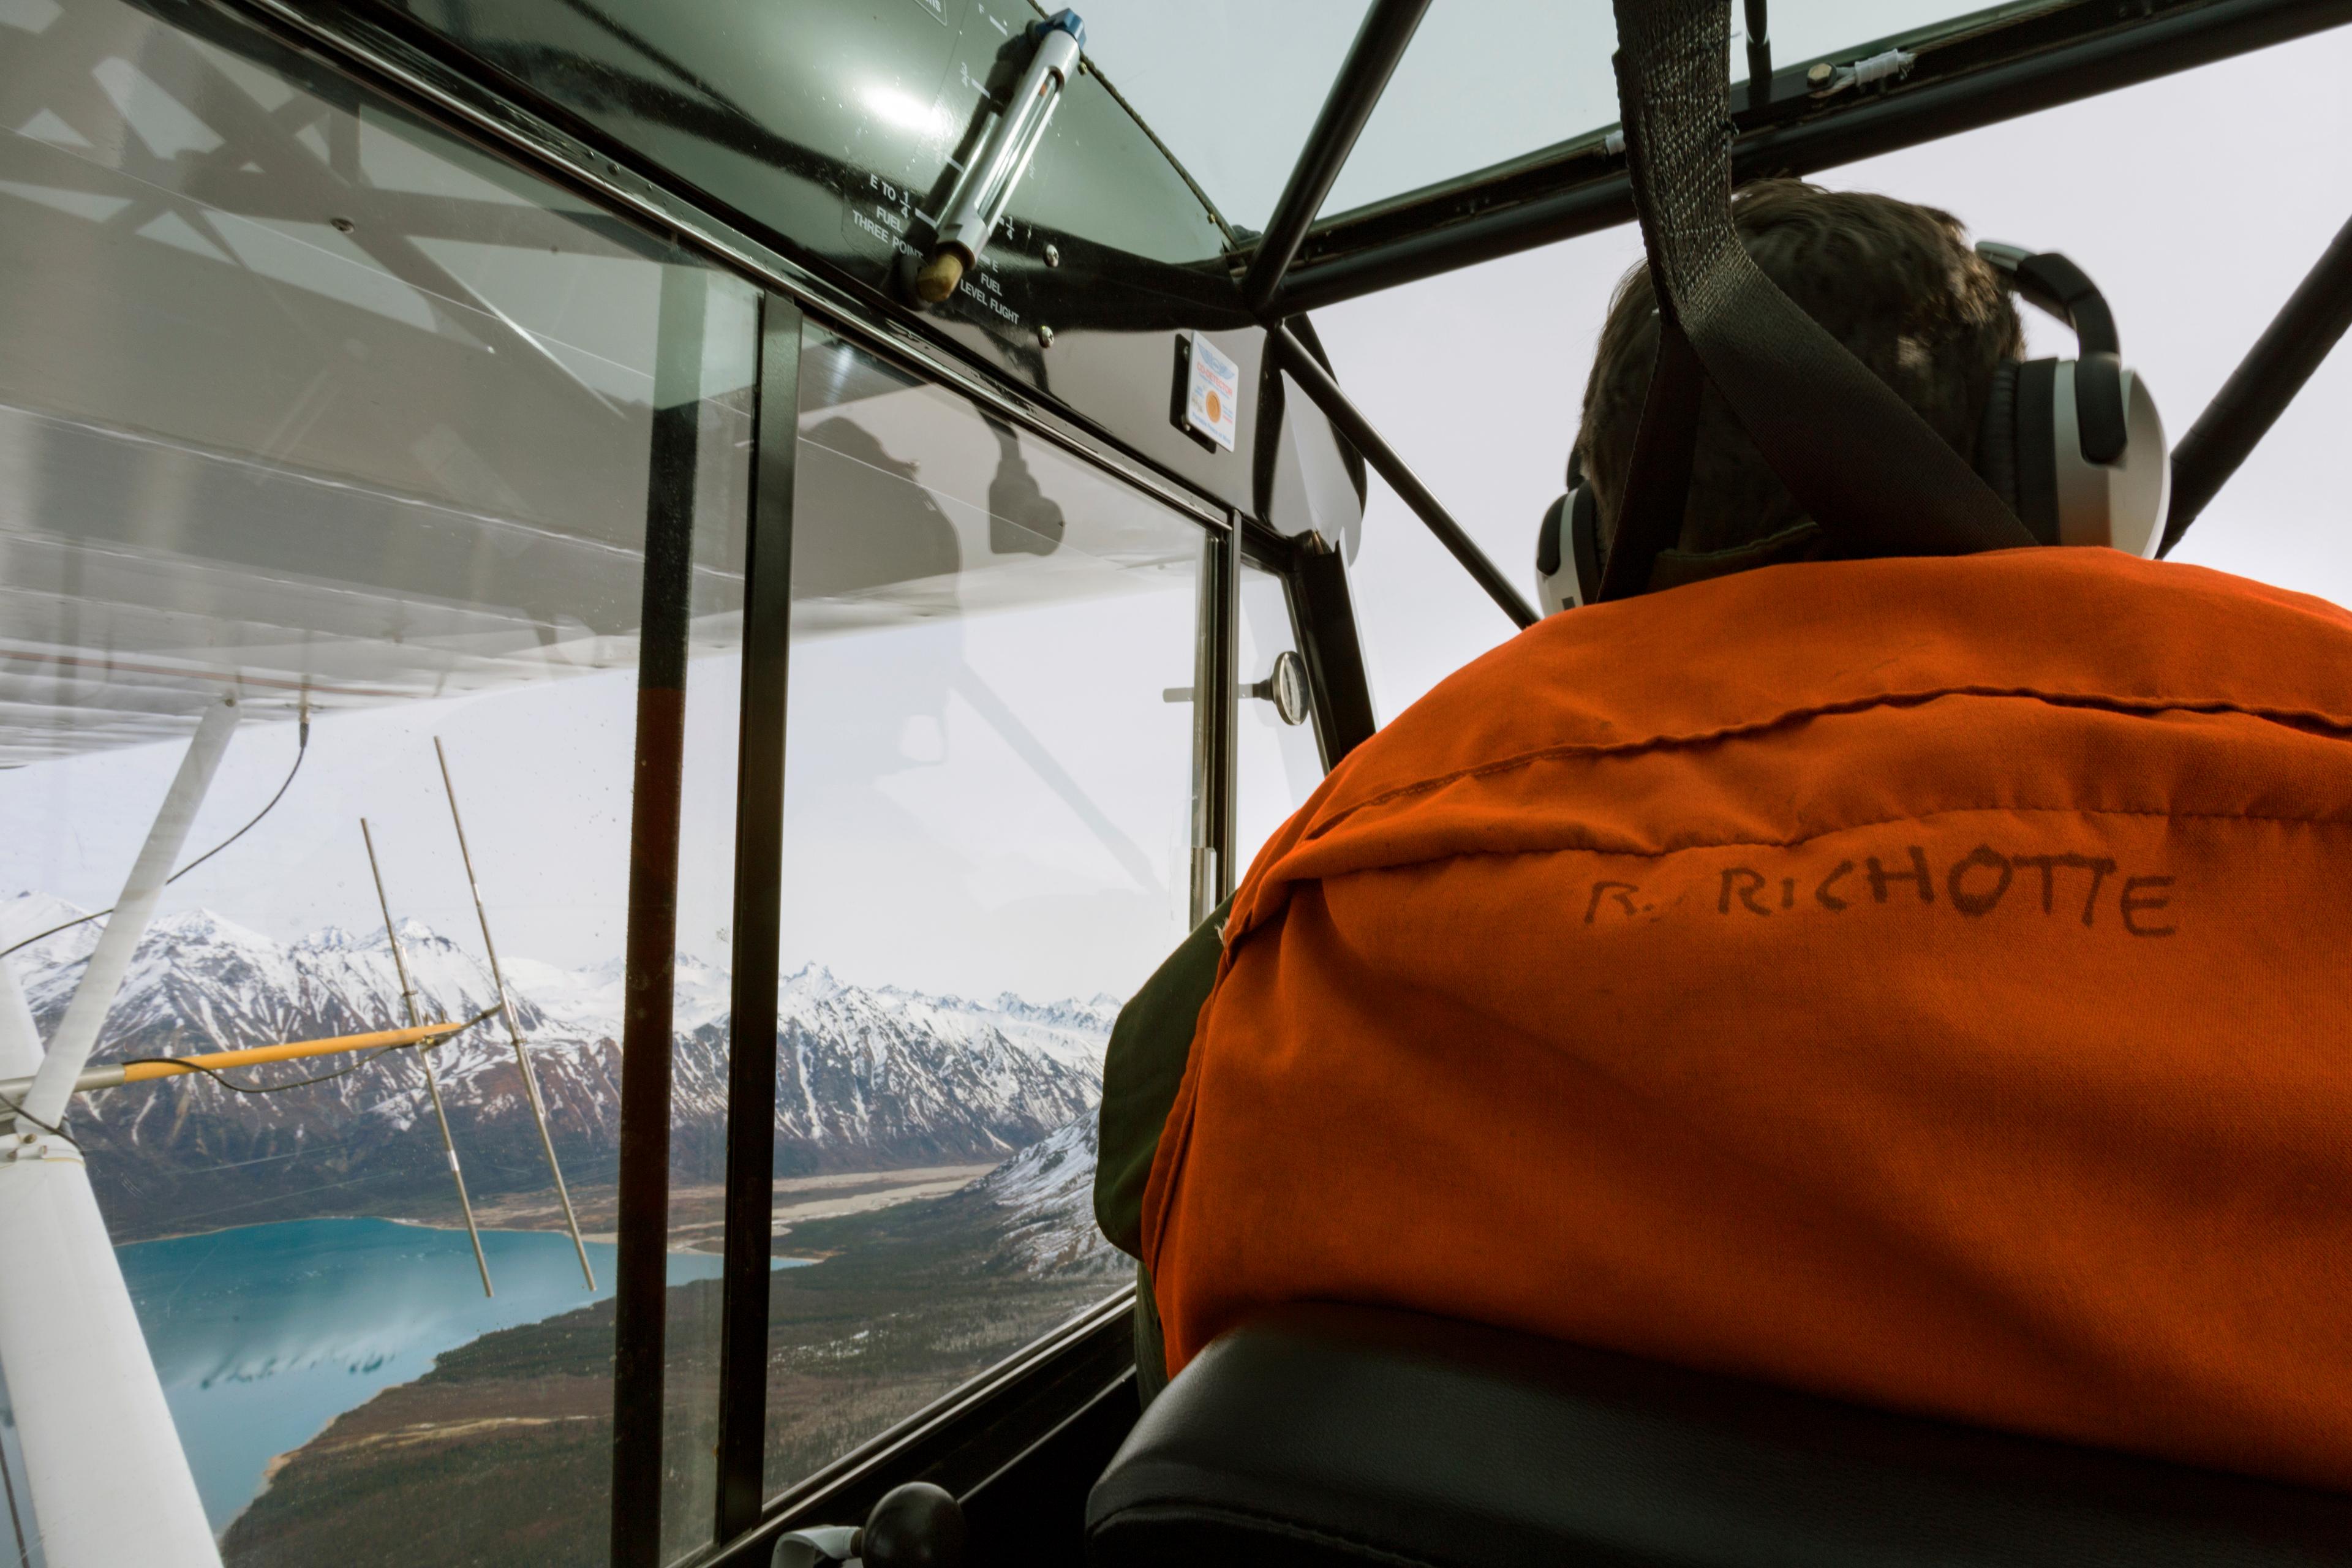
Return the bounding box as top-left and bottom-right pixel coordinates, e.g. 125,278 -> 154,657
2,891 -> 1115,1241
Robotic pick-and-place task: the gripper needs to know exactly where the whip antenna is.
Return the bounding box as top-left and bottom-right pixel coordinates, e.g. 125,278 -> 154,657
435,737 -> 596,1291
363,817 -> 494,1298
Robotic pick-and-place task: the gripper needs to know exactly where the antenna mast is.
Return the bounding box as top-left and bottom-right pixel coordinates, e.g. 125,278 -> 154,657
434,737 -> 597,1289
362,818 -> 494,1297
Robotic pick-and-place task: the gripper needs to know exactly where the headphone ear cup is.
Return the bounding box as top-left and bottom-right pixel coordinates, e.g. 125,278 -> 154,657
2011,358 -> 2063,547
1975,360 -> 2021,518
2049,363 -> 2172,556
1535,493 -> 1574,615
1536,486 -> 1607,614
1569,485 -> 1604,609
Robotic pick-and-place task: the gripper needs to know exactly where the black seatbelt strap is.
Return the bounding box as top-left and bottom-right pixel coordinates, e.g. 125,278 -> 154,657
1597,315 -> 1702,601
1607,0 -> 2034,561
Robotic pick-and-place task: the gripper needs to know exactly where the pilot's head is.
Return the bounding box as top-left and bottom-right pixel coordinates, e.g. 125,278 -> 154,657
1575,179 -> 2024,565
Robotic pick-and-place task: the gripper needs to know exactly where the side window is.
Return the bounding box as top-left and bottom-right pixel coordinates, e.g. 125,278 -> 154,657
0,1 -> 752,1563
762,330 -> 1207,1493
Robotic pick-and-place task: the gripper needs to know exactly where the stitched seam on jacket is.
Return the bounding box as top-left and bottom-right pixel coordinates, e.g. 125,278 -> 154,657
1308,687 -> 2352,840
1321,803 -> 2352,870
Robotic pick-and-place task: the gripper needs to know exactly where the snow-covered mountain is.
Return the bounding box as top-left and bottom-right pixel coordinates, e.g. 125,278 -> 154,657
0,889 -> 103,968
1,892 -> 1117,1240
964,1114 -> 1121,1277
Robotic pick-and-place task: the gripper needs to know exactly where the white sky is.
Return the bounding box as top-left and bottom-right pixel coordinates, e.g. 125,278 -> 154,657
1318,24 -> 2352,720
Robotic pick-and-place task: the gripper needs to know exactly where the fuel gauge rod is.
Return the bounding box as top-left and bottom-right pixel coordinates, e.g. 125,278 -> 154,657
915,9 -> 1085,305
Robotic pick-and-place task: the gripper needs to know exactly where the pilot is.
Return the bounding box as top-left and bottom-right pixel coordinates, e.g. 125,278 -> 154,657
1096,178 -> 2352,1493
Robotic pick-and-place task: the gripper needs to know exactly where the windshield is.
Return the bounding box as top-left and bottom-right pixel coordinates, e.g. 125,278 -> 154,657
1070,0 -> 2059,234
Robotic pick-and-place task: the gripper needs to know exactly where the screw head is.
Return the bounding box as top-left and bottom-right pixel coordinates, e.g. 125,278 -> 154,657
1043,243 -> 1061,268
1035,324 -> 1055,348
1806,61 -> 1834,88
330,216 -> 355,233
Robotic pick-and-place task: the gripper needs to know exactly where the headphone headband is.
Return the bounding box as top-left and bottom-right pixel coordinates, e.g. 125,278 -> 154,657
1977,243 -> 2128,464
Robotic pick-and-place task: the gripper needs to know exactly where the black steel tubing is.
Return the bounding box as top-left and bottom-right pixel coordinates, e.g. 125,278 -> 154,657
1291,543 -> 1380,766
714,295 -> 803,1539
1268,325 -> 1539,630
612,266 -> 708,1567
1213,518 -> 1240,908
1273,0 -> 2352,315
1241,0 -> 1433,316
1744,0 -> 1773,108
2161,207 -> 2352,555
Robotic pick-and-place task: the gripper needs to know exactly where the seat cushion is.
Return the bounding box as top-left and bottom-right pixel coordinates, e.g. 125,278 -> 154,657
1086,1303 -> 2352,1567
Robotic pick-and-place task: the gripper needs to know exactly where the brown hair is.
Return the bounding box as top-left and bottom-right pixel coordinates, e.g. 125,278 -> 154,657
1577,179 -> 2023,557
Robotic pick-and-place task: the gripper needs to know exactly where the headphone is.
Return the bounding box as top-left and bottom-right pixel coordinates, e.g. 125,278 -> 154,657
1535,243 -> 2170,616
1534,451 -> 1605,616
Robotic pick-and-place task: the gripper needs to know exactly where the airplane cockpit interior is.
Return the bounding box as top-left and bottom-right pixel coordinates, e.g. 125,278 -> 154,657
3,1 -> 2351,1565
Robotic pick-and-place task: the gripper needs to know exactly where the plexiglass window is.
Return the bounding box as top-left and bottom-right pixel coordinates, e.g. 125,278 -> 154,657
0,1 -> 754,1562
761,330 -> 1205,1491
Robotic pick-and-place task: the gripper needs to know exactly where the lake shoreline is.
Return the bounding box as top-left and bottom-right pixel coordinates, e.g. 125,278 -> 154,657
120,1216 -> 747,1534
118,1163 -> 992,1253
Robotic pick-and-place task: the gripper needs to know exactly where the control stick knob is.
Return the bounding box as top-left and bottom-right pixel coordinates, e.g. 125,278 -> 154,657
861,1482 -> 965,1568
769,1482 -> 965,1568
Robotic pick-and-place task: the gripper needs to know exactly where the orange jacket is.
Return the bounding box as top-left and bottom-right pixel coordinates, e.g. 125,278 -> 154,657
1143,548 -> 2352,1491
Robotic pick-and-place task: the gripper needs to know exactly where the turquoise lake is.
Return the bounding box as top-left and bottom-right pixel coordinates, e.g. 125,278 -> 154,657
117,1217 -> 788,1534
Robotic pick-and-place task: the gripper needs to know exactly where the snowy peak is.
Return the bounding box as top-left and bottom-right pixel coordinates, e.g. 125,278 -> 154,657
0,889 -> 102,967
986,990 -> 1123,1034
146,907 -> 278,951
926,990 -> 1122,1072
292,916 -> 442,957
782,962 -> 843,1000
18,906 -> 526,1066
293,924 -> 366,954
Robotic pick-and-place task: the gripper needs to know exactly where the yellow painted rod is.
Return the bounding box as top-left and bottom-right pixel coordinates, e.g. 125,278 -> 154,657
119,1022 -> 467,1082
1,1020 -> 473,1102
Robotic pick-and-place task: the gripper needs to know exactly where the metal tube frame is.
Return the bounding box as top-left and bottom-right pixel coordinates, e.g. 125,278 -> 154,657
713,292 -> 803,1542
1742,0 -> 1773,109
1268,325 -> 1539,630
1280,535 -> 1381,769
1241,0 -> 1434,317
2162,205 -> 2352,554
610,262 -> 712,1567
1188,519 -> 1242,924
1268,0 -> 2352,317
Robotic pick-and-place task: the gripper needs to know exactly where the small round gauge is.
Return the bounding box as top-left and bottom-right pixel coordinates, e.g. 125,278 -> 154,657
1267,650 -> 1310,726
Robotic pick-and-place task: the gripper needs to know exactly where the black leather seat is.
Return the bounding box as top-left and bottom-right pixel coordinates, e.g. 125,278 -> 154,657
1087,1303 -> 2352,1567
